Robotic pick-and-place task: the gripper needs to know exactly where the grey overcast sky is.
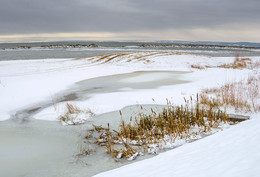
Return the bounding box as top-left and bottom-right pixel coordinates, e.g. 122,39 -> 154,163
0,0 -> 260,42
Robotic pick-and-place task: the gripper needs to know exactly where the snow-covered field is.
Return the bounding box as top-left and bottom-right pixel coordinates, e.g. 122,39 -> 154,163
0,52 -> 259,176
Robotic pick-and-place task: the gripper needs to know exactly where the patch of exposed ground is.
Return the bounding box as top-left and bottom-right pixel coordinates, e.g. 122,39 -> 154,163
77,51 -> 207,65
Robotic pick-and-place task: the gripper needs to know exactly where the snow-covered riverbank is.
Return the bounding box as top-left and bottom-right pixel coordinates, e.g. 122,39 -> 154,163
0,52 -> 259,176
1,52 -> 257,121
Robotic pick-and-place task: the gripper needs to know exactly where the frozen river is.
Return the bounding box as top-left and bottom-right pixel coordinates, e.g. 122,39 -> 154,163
0,70 -> 189,177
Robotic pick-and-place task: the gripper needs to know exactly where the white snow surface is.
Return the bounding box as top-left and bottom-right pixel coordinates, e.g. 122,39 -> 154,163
1,53 -> 258,121
0,52 -> 260,176
94,114 -> 260,177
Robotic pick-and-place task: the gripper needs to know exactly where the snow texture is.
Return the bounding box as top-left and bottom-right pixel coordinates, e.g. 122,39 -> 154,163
94,114 -> 260,177
0,52 -> 259,177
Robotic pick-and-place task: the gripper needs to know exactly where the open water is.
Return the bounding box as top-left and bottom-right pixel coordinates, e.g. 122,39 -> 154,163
1,41 -> 260,61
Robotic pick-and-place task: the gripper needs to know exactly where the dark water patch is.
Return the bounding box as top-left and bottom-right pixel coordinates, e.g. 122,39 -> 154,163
59,93 -> 78,102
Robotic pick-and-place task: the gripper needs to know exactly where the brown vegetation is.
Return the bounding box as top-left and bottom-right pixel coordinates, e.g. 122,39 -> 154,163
191,64 -> 205,70
58,103 -> 94,125
86,51 -> 206,64
218,56 -> 252,69
91,74 -> 259,160
201,75 -> 260,112
191,56 -> 260,70
93,96 -> 231,160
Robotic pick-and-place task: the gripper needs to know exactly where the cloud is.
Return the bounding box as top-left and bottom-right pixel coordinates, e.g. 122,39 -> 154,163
0,0 -> 259,41
1,24 -> 260,43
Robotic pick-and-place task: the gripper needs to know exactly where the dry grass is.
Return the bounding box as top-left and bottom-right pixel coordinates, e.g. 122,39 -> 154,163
66,103 -> 81,114
93,96 -> 230,160
201,75 -> 260,112
95,54 -> 115,62
190,56 -> 259,70
92,74 -> 259,160
103,53 -> 131,63
218,57 -> 251,69
217,56 -> 260,70
191,64 -> 205,70
87,51 -> 207,64
118,97 -> 228,141
58,103 -> 95,125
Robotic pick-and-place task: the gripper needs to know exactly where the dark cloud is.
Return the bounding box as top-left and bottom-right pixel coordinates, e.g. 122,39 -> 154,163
0,0 -> 259,35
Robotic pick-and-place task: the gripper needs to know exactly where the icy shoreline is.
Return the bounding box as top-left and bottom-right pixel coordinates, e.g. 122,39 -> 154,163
0,52 -> 259,176
0,104 -> 169,177
1,52 -> 257,122
94,113 -> 260,177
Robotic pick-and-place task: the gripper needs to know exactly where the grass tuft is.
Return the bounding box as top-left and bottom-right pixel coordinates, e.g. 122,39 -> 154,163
58,103 -> 95,125
217,56 -> 259,69
191,64 -> 205,70
201,75 -> 260,112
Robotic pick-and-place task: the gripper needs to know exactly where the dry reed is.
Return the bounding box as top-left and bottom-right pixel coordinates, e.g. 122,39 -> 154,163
201,75 -> 259,112
93,74 -> 259,160
93,96 -> 230,160
58,103 -> 94,125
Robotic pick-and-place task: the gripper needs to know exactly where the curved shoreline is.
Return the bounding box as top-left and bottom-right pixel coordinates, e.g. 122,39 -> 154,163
10,70 -> 190,122
0,104 -> 167,177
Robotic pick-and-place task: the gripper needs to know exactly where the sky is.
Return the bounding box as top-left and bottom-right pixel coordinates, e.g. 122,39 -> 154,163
0,0 -> 260,43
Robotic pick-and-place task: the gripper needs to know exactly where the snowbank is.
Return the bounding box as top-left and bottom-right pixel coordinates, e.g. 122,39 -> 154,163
94,114 -> 260,177
0,52 -> 259,177
1,53 -> 258,122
